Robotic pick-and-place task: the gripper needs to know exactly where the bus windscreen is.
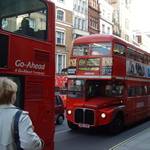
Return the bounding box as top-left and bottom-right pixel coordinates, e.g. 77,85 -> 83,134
92,43 -> 111,55
73,44 -> 89,56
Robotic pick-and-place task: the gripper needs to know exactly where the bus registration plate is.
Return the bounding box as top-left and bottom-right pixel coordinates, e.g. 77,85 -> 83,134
78,123 -> 90,128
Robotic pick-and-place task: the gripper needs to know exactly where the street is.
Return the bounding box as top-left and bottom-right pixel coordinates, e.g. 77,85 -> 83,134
55,115 -> 150,150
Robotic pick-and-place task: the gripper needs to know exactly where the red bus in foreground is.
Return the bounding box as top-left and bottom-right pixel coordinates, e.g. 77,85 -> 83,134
66,34 -> 150,134
55,75 -> 67,107
0,0 -> 55,149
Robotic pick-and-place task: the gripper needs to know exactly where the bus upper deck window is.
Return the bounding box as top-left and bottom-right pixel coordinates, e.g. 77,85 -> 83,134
73,45 -> 89,56
1,0 -> 47,40
127,48 -> 136,60
137,53 -> 144,63
113,43 -> 126,57
92,43 -> 111,55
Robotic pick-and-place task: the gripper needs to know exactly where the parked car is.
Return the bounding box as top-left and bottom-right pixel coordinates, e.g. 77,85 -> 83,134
55,94 -> 65,124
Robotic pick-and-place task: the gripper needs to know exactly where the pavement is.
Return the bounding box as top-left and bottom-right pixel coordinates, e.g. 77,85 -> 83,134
109,127 -> 150,150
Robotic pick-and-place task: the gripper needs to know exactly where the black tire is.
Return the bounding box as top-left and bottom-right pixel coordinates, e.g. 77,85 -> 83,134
67,120 -> 79,130
56,115 -> 64,125
108,113 -> 123,135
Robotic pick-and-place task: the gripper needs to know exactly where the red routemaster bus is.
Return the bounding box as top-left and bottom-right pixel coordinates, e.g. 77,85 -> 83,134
0,0 -> 55,149
66,34 -> 150,134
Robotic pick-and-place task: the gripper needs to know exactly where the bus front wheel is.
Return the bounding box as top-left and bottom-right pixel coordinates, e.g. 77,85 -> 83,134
67,120 -> 79,130
108,113 -> 123,135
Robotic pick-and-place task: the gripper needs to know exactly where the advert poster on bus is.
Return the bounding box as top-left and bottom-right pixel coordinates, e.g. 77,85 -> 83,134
102,57 -> 113,75
68,58 -> 77,74
126,60 -> 148,77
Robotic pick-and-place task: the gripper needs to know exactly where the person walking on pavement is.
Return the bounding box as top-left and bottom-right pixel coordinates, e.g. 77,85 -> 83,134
0,77 -> 44,150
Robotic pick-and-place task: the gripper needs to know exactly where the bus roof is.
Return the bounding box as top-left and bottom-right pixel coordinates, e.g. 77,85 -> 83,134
73,34 -> 126,44
73,34 -> 150,55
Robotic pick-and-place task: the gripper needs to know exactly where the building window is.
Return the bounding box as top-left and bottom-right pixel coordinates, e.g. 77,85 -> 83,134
107,27 -> 110,34
57,10 -> 64,21
78,0 -> 81,11
102,24 -> 105,33
125,20 -> 129,30
81,1 -> 85,13
90,16 -> 98,29
74,0 -> 77,9
58,0 -> 65,2
74,17 -> 85,30
82,20 -> 85,30
102,10 -> 105,17
108,13 -> 110,20
56,31 -> 65,45
74,17 -> 77,28
125,34 -> 129,42
28,18 -> 35,29
55,54 -> 66,73
78,18 -> 81,29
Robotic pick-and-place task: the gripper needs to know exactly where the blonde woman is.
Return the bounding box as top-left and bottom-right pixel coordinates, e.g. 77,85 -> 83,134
0,77 -> 44,150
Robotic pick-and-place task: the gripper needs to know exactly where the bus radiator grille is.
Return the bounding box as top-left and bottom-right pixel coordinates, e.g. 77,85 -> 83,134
74,109 -> 94,125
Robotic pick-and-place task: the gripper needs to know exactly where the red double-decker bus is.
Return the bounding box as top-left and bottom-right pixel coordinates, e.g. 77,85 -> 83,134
66,34 -> 150,134
0,0 -> 55,149
55,75 -> 67,107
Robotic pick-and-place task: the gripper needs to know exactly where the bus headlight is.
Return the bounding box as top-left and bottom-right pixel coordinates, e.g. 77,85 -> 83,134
67,110 -> 72,115
101,113 -> 106,118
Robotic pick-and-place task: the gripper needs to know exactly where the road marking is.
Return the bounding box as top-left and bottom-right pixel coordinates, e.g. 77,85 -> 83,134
109,127 -> 150,150
55,129 -> 71,134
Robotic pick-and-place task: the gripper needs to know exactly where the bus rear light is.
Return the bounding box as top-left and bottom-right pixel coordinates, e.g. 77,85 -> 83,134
101,113 -> 106,119
67,110 -> 72,115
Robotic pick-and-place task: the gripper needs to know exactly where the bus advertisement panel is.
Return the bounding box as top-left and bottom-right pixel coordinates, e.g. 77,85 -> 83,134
0,0 -> 55,149
66,34 -> 150,135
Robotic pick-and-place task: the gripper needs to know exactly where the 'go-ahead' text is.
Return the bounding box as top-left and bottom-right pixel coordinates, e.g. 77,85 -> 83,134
15,60 -> 45,70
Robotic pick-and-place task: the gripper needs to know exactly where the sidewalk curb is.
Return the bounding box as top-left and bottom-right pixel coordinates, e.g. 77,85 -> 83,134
109,127 -> 150,150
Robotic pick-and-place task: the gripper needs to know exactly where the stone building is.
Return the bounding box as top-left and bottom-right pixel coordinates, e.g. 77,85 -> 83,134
110,0 -> 133,42
54,0 -> 73,74
98,0 -> 113,34
73,0 -> 89,41
88,0 -> 100,34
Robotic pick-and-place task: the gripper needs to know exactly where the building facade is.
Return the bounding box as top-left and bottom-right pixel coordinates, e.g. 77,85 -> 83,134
133,30 -> 150,51
54,0 -> 73,74
110,0 -> 133,42
73,0 -> 89,41
88,0 -> 100,34
98,0 -> 113,34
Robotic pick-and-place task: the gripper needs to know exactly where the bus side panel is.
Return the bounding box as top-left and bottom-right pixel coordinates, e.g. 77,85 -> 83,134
24,77 -> 55,150
135,96 -> 148,121
113,56 -> 126,76
125,97 -> 136,125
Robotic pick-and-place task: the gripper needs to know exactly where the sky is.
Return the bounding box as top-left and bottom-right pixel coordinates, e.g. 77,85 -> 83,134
131,0 -> 150,32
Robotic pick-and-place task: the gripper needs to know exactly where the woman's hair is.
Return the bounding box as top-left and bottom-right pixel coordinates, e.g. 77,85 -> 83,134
0,77 -> 18,104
